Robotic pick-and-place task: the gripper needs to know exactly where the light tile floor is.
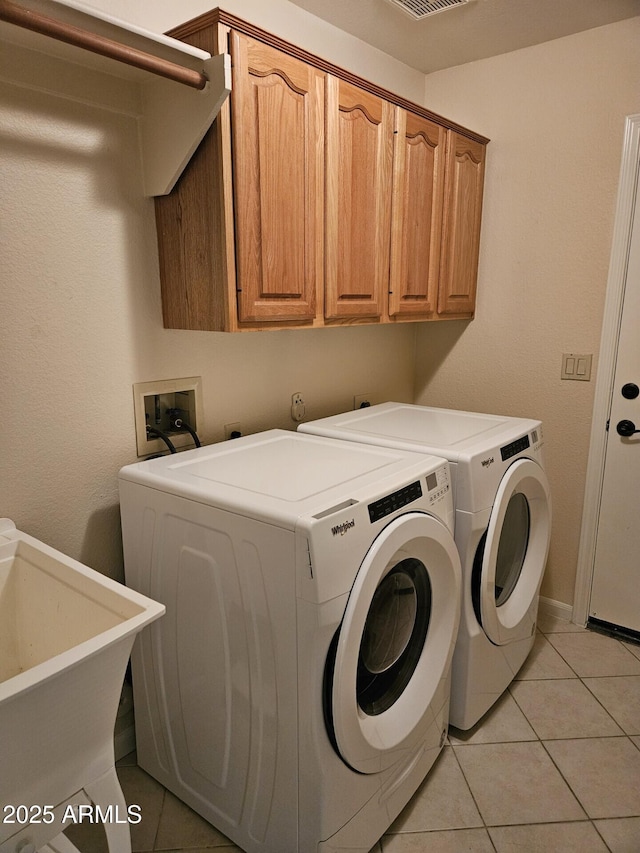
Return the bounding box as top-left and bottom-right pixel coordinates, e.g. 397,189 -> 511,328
66,618 -> 640,853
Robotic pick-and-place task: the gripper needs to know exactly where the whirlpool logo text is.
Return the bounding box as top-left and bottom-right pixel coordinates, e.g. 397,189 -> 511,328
332,519 -> 356,537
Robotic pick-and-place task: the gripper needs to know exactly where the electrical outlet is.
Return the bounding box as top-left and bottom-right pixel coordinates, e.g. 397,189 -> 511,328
133,377 -> 203,456
354,394 -> 372,409
291,392 -> 306,422
224,422 -> 242,439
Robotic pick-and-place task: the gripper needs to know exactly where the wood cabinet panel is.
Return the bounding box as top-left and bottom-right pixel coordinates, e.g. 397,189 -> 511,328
389,110 -> 446,318
156,10 -> 488,332
438,132 -> 486,316
231,33 -> 324,323
155,99 -> 230,331
155,21 -> 234,332
325,77 -> 394,320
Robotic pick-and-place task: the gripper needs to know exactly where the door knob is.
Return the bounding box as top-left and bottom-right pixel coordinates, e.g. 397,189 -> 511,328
622,383 -> 640,399
616,419 -> 640,437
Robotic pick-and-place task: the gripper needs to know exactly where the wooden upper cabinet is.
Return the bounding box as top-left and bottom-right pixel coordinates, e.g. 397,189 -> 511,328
231,33 -> 325,324
438,131 -> 486,317
325,77 -> 394,321
155,9 -> 488,332
389,110 -> 446,318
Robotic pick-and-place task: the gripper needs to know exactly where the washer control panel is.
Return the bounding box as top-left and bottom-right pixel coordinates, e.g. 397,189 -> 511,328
500,433 -> 531,461
367,464 -> 451,523
426,464 -> 450,506
368,481 -> 422,523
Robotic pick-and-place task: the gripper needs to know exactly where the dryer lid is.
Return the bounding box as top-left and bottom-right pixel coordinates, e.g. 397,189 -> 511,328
299,402 -> 541,462
119,430 -> 448,530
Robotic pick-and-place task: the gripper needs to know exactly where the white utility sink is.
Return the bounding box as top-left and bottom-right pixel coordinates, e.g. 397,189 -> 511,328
0,519 -> 165,853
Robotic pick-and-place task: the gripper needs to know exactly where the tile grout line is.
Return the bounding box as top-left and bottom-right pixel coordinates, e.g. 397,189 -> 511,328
447,741 -> 499,852
481,625 -> 627,849
536,737 -> 615,852
536,625 -> 636,853
535,625 -> 598,838
151,788 -> 167,853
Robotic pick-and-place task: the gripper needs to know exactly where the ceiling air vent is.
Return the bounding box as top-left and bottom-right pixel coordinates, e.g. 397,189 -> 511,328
385,0 -> 474,19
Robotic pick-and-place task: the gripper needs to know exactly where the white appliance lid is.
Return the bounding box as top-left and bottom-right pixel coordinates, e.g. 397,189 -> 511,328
119,430 -> 446,527
299,403 -> 540,461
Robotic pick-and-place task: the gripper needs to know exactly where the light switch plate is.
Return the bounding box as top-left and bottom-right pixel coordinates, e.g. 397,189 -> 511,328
561,353 -> 592,381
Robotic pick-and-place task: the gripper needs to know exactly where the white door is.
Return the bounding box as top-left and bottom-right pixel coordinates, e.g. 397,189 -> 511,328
329,513 -> 460,774
589,147 -> 640,634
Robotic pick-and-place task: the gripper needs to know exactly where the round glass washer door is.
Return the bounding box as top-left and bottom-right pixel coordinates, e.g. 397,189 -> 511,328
330,512 -> 461,774
478,458 -> 551,646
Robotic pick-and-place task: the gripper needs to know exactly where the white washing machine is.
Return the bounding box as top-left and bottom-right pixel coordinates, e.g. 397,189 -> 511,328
119,430 -> 461,852
299,403 -> 552,730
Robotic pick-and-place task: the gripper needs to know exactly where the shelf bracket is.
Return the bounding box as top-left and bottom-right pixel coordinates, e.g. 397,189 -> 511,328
141,52 -> 231,196
0,0 -> 232,196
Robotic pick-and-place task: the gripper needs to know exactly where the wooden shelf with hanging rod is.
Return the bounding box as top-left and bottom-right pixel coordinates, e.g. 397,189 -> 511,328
0,0 -> 231,194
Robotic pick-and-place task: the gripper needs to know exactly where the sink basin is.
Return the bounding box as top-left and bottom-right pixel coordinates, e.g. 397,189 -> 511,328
0,519 -> 165,853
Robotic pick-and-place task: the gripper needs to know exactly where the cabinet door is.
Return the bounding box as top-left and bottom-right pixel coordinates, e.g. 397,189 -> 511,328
325,77 -> 394,320
231,32 -> 325,324
389,110 -> 446,317
438,132 -> 486,316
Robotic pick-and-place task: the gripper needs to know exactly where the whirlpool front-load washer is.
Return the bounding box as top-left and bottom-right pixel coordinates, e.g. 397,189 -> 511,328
299,403 -> 552,730
119,429 -> 461,853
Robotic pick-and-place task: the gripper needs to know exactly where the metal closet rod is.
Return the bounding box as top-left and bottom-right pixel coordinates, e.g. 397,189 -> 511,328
0,0 -> 208,90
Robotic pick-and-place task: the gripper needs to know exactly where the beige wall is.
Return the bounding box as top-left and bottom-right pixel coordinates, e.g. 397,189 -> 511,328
2,2 -> 638,611
82,0 -> 427,102
0,0 -> 420,580
414,18 -> 640,606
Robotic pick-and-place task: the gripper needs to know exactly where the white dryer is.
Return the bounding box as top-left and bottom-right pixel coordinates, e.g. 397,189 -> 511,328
119,430 -> 461,852
299,403 -> 552,730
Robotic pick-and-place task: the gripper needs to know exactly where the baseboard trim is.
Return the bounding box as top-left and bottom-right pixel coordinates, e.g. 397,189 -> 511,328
114,723 -> 136,762
538,596 -> 574,623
